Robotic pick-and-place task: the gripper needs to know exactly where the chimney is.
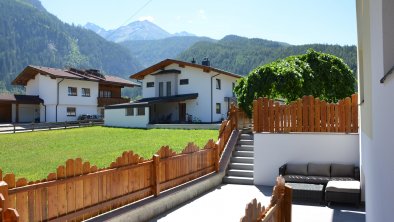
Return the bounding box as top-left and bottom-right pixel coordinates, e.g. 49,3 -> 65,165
191,58 -> 196,64
201,58 -> 210,66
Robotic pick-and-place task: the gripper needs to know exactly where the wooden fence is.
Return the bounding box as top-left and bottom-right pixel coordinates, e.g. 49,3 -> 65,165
240,176 -> 292,222
0,106 -> 240,222
0,120 -> 103,134
253,94 -> 358,133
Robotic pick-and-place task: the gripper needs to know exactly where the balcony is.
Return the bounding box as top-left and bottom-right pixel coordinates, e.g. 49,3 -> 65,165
97,97 -> 130,107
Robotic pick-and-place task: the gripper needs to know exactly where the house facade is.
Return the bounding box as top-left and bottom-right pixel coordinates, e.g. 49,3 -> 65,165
0,66 -> 139,123
105,59 -> 241,128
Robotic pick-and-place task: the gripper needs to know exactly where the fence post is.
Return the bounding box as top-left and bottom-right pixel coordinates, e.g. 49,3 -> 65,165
152,154 -> 161,197
64,121 -> 67,129
3,209 -> 19,222
13,124 -> 15,134
284,184 -> 292,222
0,181 -> 9,212
214,142 -> 220,173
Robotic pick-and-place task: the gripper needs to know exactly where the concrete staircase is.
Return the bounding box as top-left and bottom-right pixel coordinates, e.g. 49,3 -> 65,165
223,129 -> 254,185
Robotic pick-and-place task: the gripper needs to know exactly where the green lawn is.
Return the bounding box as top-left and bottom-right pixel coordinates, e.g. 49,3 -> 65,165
0,127 -> 218,181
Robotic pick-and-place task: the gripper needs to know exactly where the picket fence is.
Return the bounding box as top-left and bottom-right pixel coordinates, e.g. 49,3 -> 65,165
240,176 -> 292,222
253,94 -> 358,133
0,105 -> 240,222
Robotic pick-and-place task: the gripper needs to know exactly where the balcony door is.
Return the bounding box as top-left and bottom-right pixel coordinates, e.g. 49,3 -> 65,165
179,103 -> 186,123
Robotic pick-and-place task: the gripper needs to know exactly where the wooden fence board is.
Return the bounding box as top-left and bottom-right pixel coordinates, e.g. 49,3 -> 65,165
47,173 -> 58,220
66,159 -> 76,218
56,166 -> 67,218
314,98 -> 320,132
15,179 -> 27,222
309,96 -> 314,132
352,94 -> 358,132
3,174 -> 15,209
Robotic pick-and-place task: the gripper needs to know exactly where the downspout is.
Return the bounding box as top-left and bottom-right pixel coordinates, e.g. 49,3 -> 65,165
43,104 -> 46,122
56,78 -> 65,122
210,74 -> 220,123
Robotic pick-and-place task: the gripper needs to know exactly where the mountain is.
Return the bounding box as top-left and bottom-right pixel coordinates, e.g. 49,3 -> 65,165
84,20 -> 195,42
120,36 -> 216,67
0,0 -> 142,93
177,35 -> 357,76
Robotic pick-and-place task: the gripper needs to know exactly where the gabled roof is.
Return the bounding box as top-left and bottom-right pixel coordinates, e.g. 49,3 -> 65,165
12,66 -> 141,87
130,59 -> 243,80
0,94 -> 43,104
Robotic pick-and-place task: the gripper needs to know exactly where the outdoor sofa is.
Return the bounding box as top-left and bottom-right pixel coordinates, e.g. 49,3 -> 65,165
279,163 -> 361,206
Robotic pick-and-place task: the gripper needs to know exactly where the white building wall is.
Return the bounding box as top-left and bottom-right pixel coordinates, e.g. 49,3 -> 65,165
142,75 -> 156,98
357,0 -> 394,220
104,107 -> 149,128
254,133 -> 360,186
212,74 -> 237,121
25,75 -> 39,95
59,79 -> 98,106
36,74 -> 58,105
56,105 -> 98,122
18,104 -> 40,123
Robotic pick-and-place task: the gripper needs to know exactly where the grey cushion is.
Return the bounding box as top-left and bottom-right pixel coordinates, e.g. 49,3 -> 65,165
330,177 -> 357,182
326,181 -> 360,193
285,163 -> 308,176
331,164 -> 355,177
305,176 -> 330,184
283,175 -> 309,183
308,163 -> 331,177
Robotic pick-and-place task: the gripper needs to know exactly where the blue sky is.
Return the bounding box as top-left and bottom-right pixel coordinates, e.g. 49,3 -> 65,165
40,0 -> 356,45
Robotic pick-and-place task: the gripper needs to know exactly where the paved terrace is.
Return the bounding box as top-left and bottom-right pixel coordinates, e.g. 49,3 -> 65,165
151,184 -> 365,222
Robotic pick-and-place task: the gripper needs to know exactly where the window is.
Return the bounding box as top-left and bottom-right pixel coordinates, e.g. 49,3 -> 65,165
232,82 -> 235,97
146,82 -> 154,88
68,87 -> 77,96
180,79 -> 189,85
137,107 -> 145,116
159,82 -> 164,97
99,90 -> 112,98
82,88 -> 90,97
126,107 -> 134,116
166,81 -> 171,96
67,107 -> 76,116
216,79 -> 221,90
216,103 -> 221,114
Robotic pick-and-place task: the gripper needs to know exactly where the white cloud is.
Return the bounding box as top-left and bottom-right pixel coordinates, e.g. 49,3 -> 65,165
138,16 -> 154,22
198,9 -> 207,20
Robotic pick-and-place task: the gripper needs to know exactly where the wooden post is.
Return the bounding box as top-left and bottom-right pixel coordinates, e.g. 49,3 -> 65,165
15,104 -> 19,123
214,142 -> 220,173
3,209 -> 19,222
31,123 -> 34,132
0,181 -> 9,210
13,124 -> 15,134
152,155 -> 160,197
284,185 -> 292,222
64,121 -> 67,129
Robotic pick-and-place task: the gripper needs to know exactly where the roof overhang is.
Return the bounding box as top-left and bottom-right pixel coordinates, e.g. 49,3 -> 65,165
105,93 -> 198,109
0,94 -> 44,104
130,59 -> 243,80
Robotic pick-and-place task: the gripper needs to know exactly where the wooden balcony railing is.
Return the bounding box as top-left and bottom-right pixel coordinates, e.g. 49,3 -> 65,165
97,97 -> 130,107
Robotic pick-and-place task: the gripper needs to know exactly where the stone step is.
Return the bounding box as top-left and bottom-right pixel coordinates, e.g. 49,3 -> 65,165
235,145 -> 254,152
233,151 -> 254,158
231,156 -> 253,164
229,163 -> 254,170
238,139 -> 254,145
227,169 -> 254,177
240,134 -> 254,140
223,176 -> 254,185
236,144 -> 254,149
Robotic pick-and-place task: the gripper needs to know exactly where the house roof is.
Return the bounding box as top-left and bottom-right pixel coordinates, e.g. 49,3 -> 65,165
130,59 -> 243,80
12,66 -> 141,87
0,94 -> 44,104
105,93 -> 198,109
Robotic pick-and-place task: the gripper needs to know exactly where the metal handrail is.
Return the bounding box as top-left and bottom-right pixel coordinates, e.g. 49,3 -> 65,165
380,65 -> 394,83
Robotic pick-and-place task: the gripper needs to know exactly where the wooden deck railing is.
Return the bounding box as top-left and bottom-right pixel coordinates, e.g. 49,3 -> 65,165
240,176 -> 292,222
253,94 -> 358,133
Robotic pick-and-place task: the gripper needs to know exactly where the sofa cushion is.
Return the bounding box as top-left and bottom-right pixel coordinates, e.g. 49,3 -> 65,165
305,176 -> 331,184
331,164 -> 354,177
285,163 -> 308,176
330,177 -> 357,182
326,181 -> 360,194
283,175 -> 309,183
308,163 -> 331,177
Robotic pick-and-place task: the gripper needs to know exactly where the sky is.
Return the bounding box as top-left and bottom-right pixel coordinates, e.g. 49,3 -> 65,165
40,0 -> 357,46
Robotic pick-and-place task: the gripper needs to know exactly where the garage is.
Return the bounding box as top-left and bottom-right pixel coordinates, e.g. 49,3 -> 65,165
0,94 -> 43,123
0,103 -> 12,123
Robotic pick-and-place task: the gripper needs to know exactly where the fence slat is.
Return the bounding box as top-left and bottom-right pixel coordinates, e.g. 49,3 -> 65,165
56,166 -> 67,218
75,158 -> 84,221
314,98 -> 320,132
66,159 -> 76,217
47,172 -> 58,220
352,94 -> 358,132
345,97 -> 352,133
15,179 -> 27,222
3,174 -> 16,210
309,96 -> 314,132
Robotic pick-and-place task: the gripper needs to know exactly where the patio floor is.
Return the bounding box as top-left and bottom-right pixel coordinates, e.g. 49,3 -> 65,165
150,184 -> 365,222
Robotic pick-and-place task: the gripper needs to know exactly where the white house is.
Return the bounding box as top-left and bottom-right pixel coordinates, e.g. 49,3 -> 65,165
105,59 -> 241,128
0,66 -> 139,123
356,0 -> 394,221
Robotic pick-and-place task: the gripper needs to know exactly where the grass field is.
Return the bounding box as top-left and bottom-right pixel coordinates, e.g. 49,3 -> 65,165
0,127 -> 218,181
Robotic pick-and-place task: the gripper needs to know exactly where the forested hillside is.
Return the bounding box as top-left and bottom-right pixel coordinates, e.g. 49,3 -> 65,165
0,0 -> 142,93
177,35 -> 357,76
120,36 -> 215,67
